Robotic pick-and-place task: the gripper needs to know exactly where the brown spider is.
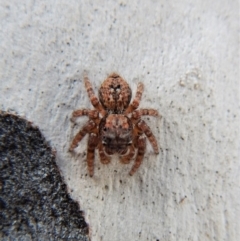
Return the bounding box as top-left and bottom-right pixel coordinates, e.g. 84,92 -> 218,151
69,73 -> 159,176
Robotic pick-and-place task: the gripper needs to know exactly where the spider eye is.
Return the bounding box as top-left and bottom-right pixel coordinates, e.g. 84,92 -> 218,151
117,85 -> 120,89
103,127 -> 107,131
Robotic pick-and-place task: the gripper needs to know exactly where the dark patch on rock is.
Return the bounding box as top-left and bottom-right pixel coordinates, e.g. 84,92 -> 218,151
0,112 -> 90,241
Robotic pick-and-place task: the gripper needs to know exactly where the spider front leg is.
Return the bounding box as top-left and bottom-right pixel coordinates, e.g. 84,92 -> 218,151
69,120 -> 96,151
71,109 -> 99,120
132,109 -> 159,119
84,75 -> 106,116
87,133 -> 98,177
129,136 -> 146,176
124,82 -> 144,114
137,120 -> 159,154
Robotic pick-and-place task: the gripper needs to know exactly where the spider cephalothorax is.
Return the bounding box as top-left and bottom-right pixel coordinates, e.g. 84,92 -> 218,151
99,73 -> 132,113
70,73 -> 159,176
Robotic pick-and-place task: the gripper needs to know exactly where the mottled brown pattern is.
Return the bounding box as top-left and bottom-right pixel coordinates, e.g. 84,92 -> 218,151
70,73 -> 160,176
99,73 -> 132,113
99,114 -> 132,155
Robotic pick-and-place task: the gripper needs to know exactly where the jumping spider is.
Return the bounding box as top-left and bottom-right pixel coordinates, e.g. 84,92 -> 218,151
69,73 -> 159,176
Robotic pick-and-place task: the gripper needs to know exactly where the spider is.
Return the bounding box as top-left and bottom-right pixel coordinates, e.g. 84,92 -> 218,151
69,73 -> 159,176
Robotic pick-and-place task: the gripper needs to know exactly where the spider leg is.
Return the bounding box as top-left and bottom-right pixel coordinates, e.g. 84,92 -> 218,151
129,136 -> 146,175
98,143 -> 111,164
132,109 -> 159,119
120,144 -> 135,164
87,133 -> 98,177
124,82 -> 144,114
137,119 -> 159,154
69,120 -> 96,151
84,75 -> 106,116
71,109 -> 99,121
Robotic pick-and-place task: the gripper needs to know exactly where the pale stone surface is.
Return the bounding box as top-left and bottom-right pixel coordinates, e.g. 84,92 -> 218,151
0,0 -> 239,240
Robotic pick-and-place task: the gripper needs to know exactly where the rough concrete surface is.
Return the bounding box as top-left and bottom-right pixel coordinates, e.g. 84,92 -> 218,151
0,0 -> 239,241
0,112 -> 90,241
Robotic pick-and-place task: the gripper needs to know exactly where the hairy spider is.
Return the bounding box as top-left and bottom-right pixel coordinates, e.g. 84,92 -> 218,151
69,73 -> 159,176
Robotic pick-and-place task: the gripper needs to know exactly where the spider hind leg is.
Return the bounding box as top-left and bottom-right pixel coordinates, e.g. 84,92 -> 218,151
87,133 -> 98,177
137,119 -> 159,154
129,136 -> 146,176
69,120 -> 96,151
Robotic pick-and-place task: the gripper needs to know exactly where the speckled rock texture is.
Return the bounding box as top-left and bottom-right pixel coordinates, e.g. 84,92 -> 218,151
0,112 -> 89,241
0,0 -> 239,241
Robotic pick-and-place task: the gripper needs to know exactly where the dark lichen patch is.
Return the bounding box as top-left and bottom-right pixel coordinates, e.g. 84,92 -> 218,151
0,111 -> 90,241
